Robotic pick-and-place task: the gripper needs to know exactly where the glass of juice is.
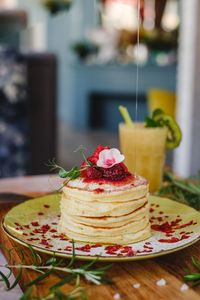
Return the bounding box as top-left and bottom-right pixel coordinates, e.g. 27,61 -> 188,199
119,123 -> 167,192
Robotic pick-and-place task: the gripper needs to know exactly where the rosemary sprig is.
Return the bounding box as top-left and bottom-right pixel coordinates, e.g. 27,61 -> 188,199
184,257 -> 200,287
20,286 -> 87,300
0,243 -> 112,300
157,171 -> 200,210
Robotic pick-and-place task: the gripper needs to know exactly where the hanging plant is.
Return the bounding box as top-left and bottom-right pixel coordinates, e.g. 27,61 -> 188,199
42,0 -> 72,15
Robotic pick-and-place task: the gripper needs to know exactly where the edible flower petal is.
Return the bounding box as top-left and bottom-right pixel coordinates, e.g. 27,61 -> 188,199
97,148 -> 125,169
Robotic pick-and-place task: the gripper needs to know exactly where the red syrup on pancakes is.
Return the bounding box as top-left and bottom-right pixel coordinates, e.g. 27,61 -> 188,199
82,174 -> 134,186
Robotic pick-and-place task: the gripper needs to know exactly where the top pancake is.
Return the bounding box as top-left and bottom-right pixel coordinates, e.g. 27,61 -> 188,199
63,175 -> 148,203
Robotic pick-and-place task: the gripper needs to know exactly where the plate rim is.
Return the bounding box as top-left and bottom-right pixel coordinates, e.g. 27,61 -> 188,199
2,221 -> 200,262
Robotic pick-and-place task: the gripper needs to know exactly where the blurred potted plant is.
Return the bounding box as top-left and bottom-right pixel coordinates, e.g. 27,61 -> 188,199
42,0 -> 72,15
71,41 -> 99,61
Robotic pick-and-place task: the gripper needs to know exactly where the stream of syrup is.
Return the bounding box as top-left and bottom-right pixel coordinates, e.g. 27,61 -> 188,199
135,0 -> 141,123
134,0 -> 141,171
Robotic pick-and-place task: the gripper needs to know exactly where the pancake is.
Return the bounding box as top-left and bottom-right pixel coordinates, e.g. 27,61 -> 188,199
59,175 -> 151,244
58,145 -> 151,244
64,176 -> 148,202
62,202 -> 149,227
59,223 -> 151,245
61,195 -> 148,217
60,215 -> 149,235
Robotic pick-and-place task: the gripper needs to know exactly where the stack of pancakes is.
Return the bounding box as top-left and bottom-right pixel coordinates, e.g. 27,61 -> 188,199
59,175 -> 151,244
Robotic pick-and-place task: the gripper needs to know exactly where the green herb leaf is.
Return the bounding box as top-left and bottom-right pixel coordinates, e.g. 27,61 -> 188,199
184,273 -> 200,281
0,270 -> 10,289
0,243 -> 111,299
8,266 -> 22,290
152,108 -> 164,119
67,241 -> 76,268
47,150 -> 92,183
74,145 -> 92,167
183,257 -> 200,286
81,258 -> 99,270
47,145 -> 93,186
145,116 -> 161,128
191,256 -> 200,271
50,274 -> 76,291
46,253 -> 57,266
46,159 -> 69,178
28,245 -> 42,266
26,270 -> 52,287
19,287 -> 33,300
58,169 -> 69,178
47,159 -> 81,181
157,171 -> 200,210
66,167 -> 80,180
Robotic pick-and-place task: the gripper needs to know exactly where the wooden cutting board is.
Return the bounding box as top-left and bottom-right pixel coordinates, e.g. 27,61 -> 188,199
0,193 -> 200,300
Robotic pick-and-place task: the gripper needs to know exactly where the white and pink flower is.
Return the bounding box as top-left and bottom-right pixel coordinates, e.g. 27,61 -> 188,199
96,148 -> 125,169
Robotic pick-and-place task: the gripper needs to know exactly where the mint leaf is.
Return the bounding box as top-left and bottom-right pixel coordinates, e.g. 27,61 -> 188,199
145,117 -> 160,128
152,108 -> 164,119
145,108 -> 166,128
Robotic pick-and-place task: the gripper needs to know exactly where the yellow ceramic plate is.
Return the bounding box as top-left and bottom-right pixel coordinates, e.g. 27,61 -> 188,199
3,194 -> 200,261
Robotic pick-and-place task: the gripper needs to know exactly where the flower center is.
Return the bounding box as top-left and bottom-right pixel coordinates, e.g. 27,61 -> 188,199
104,158 -> 116,167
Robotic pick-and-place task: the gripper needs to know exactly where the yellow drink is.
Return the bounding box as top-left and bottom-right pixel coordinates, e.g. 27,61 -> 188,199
119,123 -> 167,192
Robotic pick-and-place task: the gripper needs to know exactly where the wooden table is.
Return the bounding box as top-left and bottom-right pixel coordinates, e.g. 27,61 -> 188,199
0,175 -> 200,300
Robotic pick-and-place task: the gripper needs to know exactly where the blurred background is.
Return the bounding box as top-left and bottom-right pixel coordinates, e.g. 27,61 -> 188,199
0,0 -> 199,178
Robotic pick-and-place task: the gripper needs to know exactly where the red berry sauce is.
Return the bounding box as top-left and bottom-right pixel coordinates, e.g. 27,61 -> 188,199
80,145 -> 134,184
